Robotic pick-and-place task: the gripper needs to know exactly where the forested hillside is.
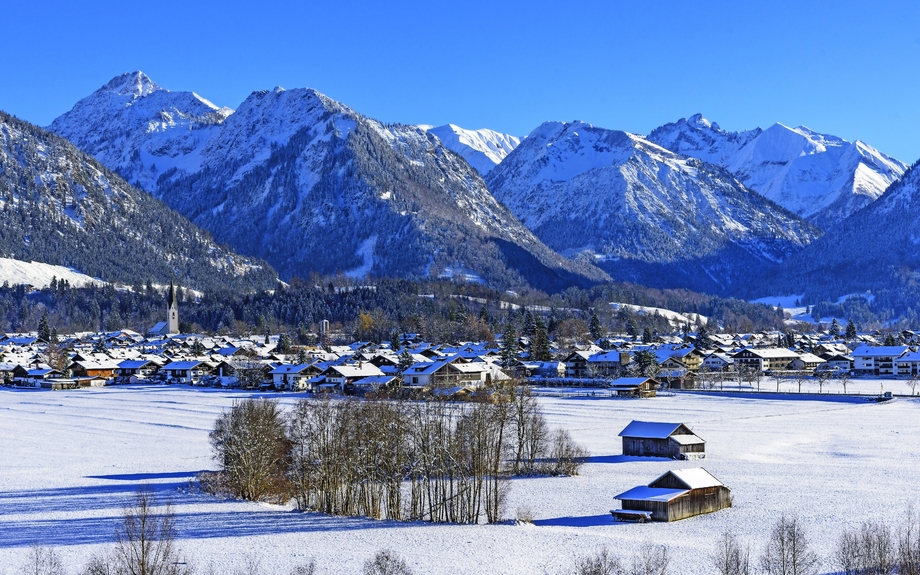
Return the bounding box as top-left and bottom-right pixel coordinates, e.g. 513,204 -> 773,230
0,111 -> 277,294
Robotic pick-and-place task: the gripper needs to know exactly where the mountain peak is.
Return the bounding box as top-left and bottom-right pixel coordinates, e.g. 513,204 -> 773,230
687,113 -> 715,130
101,71 -> 161,98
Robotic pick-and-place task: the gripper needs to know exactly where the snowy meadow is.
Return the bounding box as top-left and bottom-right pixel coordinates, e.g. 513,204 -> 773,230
1,386 -> 918,574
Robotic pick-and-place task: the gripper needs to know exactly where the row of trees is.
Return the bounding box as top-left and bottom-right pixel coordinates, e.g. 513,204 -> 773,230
573,512 -> 920,575
209,388 -> 587,524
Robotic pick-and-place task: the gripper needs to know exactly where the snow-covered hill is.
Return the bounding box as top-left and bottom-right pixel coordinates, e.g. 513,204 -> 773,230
0,110 -> 276,293
648,114 -> 907,227
0,258 -> 104,289
51,74 -> 606,291
421,124 -> 520,175
486,120 -> 821,295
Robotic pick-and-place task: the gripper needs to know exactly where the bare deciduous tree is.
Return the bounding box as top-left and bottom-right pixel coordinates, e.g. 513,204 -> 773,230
210,398 -> 291,502
574,548 -> 624,575
363,550 -> 414,575
20,545 -> 65,575
899,508 -> 920,575
760,515 -> 821,575
628,543 -> 670,575
546,428 -> 589,476
99,488 -> 192,575
712,531 -> 751,575
837,521 -> 896,575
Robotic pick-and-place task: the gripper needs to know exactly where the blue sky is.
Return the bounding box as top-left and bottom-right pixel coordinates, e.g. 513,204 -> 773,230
4,0 -> 919,161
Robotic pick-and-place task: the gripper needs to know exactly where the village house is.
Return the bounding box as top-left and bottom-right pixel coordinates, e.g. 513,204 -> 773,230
894,350 -> 920,377
270,363 -> 319,391
608,377 -> 658,398
69,360 -> 119,381
852,345 -> 909,376
613,468 -> 731,522
701,352 -> 734,372
817,353 -> 853,374
587,350 -> 631,378
789,352 -> 825,373
160,360 -> 214,384
115,359 -> 163,383
562,349 -> 594,378
618,420 -> 705,459
731,347 -> 800,372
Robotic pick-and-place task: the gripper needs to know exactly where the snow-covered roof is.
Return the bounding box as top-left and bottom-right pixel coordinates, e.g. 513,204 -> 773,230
614,486 -> 688,502
652,468 -> 724,490
852,345 -> 909,358
618,421 -> 685,439
669,434 -> 706,446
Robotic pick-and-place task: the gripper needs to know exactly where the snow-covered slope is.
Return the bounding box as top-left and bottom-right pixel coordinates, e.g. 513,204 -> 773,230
649,114 -> 907,227
486,121 -> 821,295
51,75 -> 606,291
0,258 -> 104,289
0,111 -> 276,293
422,124 -> 520,175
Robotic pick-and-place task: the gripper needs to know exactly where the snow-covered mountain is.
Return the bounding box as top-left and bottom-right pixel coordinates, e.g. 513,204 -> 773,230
51,74 -> 607,291
0,111 -> 277,293
421,124 -> 520,175
648,114 -> 907,228
49,72 -> 232,193
486,120 -> 821,295
757,158 -> 920,302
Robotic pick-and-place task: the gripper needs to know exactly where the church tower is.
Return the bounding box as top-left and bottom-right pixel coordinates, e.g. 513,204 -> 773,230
167,281 -> 180,334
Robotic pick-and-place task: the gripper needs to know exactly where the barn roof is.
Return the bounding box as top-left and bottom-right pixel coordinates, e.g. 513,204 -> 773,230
614,486 -> 688,502
651,467 -> 724,490
618,421 -> 686,439
670,434 -> 706,445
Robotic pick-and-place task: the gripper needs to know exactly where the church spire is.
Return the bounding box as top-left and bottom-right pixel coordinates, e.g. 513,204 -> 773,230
167,280 -> 179,334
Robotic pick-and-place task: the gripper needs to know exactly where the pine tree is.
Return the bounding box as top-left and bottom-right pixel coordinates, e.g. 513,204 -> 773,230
531,317 -> 551,362
589,313 -> 603,341
500,322 -> 520,366
626,319 -> 639,340
696,322 -> 713,350
830,318 -> 840,338
642,327 -> 652,344
845,319 -> 858,340
38,313 -> 51,342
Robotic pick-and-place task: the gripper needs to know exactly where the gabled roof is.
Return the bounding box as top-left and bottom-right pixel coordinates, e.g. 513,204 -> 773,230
618,420 -> 691,439
852,345 -> 909,358
650,468 -> 724,490
161,360 -> 206,370
269,363 -> 315,375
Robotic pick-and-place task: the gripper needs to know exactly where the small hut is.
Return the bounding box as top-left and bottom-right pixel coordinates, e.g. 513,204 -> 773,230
618,420 -> 705,460
612,467 -> 731,522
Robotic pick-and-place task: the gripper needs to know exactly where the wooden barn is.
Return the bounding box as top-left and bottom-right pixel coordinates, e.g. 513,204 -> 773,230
618,420 -> 706,460
612,467 -> 731,522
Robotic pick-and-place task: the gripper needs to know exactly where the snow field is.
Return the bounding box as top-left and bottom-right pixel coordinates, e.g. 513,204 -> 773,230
1,387 -> 918,574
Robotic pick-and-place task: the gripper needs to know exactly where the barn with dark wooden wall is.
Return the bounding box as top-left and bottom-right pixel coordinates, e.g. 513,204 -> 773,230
612,468 -> 731,522
618,421 -> 706,459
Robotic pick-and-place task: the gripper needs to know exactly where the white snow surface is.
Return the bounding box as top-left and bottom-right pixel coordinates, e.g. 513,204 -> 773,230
0,257 -> 105,289
648,114 -> 907,225
423,124 -> 521,175
2,386 -> 919,574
